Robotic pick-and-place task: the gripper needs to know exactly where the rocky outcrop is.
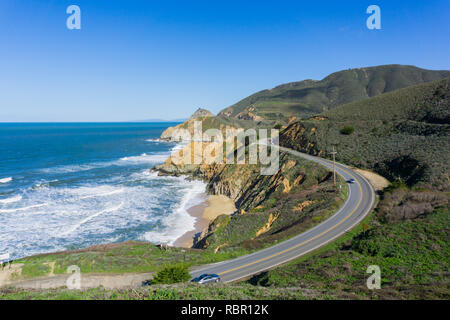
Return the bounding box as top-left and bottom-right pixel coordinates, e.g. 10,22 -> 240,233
160,108 -> 214,141
255,212 -> 280,237
279,122 -> 321,156
235,106 -> 265,121
190,108 -> 214,119
154,140 -> 328,215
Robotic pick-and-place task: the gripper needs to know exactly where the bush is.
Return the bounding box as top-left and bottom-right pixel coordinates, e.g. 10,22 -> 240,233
151,264 -> 191,284
340,125 -> 355,135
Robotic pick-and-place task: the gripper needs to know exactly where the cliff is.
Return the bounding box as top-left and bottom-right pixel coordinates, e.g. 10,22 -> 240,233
153,141 -> 346,251
160,108 -> 214,141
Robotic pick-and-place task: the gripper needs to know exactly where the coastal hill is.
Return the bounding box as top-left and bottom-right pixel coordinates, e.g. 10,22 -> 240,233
159,65 -> 450,139
2,67 -> 449,300
218,65 -> 450,122
190,108 -> 214,119
280,78 -> 450,191
160,108 -> 214,140
151,72 -> 450,298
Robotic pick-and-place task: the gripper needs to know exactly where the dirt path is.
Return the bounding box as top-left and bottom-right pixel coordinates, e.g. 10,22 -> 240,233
2,272 -> 154,290
352,168 -> 389,191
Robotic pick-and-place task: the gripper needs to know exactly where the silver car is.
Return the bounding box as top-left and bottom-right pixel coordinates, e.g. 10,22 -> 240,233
191,273 -> 221,284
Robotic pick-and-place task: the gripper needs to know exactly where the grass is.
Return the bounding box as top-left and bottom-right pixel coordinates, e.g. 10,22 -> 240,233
11,242 -> 248,280
0,283 -> 309,300
247,195 -> 450,300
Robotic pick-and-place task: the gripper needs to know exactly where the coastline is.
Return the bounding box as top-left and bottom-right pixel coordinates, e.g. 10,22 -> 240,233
174,195 -> 236,248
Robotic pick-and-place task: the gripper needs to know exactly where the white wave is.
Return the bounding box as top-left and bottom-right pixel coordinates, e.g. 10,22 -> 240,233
39,152 -> 168,174
40,164 -> 102,174
142,178 -> 206,245
77,188 -> 125,200
33,179 -> 59,189
0,195 -> 22,204
146,138 -> 171,143
58,202 -> 124,237
170,143 -> 187,153
130,169 -> 182,182
0,203 -> 48,213
0,177 -> 12,184
39,145 -> 176,175
119,153 -> 169,164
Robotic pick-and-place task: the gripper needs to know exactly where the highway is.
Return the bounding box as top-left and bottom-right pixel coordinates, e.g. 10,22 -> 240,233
190,146 -> 376,283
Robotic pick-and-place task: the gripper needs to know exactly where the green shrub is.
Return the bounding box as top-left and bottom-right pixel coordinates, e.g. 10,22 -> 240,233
340,125 -> 355,135
151,264 -> 191,284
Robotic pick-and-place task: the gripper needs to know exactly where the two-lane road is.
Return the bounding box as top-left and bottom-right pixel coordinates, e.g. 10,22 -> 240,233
191,146 -> 376,283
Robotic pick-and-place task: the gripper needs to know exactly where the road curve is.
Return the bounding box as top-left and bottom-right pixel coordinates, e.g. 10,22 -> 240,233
191,146 -> 376,283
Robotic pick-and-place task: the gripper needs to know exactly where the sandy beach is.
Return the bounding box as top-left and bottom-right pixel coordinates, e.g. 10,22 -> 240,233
174,195 -> 236,248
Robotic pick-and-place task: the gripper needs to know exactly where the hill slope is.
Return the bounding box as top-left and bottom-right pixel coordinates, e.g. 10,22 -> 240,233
280,77 -> 450,190
219,65 -> 450,121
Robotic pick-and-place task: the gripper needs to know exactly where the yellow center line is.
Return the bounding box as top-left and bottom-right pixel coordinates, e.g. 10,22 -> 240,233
218,164 -> 363,276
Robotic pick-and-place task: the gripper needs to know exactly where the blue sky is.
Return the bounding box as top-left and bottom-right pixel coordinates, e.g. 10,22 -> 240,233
0,0 -> 449,122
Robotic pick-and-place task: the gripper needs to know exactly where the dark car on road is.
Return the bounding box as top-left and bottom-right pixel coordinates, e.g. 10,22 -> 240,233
191,274 -> 221,284
347,178 -> 356,184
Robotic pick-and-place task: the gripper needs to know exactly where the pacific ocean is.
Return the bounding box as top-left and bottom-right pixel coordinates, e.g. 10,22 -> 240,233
0,123 -> 206,260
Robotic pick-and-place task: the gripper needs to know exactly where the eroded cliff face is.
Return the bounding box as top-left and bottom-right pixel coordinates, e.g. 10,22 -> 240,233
279,122 -> 322,156
153,138 -> 338,250
154,141 -> 316,211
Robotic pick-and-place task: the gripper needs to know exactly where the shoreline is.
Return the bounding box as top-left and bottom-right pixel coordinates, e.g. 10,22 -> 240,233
174,195 -> 236,248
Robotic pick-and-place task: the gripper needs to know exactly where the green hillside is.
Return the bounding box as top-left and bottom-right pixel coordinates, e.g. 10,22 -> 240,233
280,78 -> 450,190
218,65 -> 450,121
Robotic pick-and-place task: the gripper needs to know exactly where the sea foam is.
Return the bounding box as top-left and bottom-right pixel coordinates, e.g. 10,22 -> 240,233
142,177 -> 206,245
58,202 -> 125,237
0,195 -> 22,204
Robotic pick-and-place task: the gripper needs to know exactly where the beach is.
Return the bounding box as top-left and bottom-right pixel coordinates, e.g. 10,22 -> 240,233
174,195 -> 236,248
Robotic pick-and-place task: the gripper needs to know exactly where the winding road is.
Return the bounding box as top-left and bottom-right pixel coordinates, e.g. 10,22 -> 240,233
191,146 -> 376,283
3,146 -> 375,289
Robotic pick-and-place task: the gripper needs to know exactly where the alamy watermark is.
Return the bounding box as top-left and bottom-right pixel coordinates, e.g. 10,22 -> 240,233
366,5 -> 381,30
66,5 -> 81,30
168,121 -> 280,175
66,265 -> 81,289
64,5 -> 381,31
366,265 -> 381,289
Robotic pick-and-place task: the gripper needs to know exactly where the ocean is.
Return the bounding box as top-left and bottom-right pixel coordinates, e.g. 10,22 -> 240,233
0,123 -> 206,260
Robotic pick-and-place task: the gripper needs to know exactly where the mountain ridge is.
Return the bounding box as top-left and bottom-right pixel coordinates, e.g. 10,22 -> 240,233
218,65 -> 450,122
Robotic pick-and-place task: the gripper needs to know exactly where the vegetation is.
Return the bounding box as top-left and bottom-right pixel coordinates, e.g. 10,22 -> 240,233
151,264 -> 191,284
281,78 -> 450,190
247,184 -> 450,300
340,125 -> 354,135
10,242 -> 247,280
0,283 -> 309,300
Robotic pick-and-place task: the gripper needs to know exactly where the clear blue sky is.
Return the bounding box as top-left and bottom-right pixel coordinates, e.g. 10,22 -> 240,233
0,0 -> 449,122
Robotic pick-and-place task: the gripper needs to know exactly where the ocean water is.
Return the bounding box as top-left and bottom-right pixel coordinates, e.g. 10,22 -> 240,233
0,123 -> 206,260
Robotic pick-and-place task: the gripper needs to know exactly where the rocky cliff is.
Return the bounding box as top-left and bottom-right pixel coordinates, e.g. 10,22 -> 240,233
153,140 -> 344,251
